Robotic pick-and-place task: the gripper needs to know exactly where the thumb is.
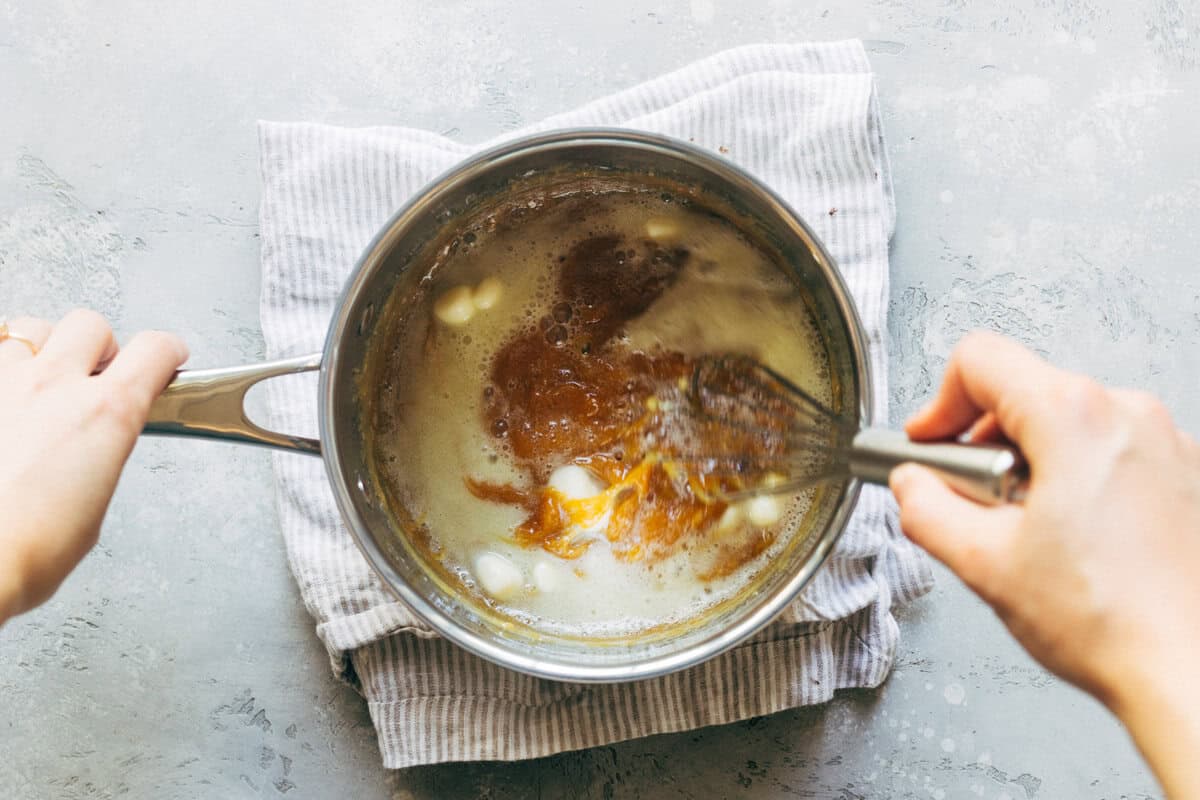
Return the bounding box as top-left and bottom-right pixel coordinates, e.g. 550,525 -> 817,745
890,463 -> 1020,602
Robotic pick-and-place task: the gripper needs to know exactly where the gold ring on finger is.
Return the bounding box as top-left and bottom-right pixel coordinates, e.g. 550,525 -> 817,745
0,321 -> 40,356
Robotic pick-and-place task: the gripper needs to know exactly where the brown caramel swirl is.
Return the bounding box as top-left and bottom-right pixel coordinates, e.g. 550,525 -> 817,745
474,233 -> 778,573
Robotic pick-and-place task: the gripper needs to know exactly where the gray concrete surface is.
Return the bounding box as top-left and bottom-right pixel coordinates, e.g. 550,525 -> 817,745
2,0 -> 1195,797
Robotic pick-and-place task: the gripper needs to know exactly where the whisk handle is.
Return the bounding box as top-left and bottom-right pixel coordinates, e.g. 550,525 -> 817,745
850,428 -> 1029,505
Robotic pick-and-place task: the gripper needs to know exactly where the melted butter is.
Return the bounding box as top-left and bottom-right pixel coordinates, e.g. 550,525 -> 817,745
367,187 -> 834,636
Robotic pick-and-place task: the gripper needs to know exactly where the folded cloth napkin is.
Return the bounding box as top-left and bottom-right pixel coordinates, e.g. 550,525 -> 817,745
258,39 -> 932,769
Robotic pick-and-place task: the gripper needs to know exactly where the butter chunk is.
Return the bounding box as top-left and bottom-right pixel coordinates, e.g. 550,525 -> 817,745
434,285 -> 476,326
548,464 -> 606,500
474,552 -> 523,600
746,495 -> 782,528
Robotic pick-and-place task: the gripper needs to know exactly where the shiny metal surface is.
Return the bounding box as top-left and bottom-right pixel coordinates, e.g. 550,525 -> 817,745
850,428 -> 1028,505
145,353 -> 323,454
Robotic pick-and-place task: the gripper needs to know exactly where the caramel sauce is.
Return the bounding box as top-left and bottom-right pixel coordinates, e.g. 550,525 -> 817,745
481,235 -> 691,470
469,232 -> 775,570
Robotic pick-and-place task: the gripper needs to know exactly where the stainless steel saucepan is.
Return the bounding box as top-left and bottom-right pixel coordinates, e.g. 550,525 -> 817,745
142,130 -> 997,682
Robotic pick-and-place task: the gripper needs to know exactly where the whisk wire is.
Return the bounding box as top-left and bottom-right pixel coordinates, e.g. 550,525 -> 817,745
670,354 -> 1027,506
662,354 -> 860,501
690,355 -> 854,433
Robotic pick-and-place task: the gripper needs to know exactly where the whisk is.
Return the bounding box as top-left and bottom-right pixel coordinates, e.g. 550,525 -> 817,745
680,355 -> 1028,505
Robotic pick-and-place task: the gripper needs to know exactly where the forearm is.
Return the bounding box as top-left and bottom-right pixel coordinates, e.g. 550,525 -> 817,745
1110,646 -> 1200,799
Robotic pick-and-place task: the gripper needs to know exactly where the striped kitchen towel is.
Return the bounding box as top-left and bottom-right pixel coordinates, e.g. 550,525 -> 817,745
258,39 -> 933,768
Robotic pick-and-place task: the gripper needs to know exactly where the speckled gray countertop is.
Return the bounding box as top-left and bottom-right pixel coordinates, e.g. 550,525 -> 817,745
2,1 -> 1195,797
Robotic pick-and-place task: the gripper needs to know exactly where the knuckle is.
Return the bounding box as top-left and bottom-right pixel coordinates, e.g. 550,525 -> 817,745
134,330 -> 184,359
1065,375 -> 1107,407
66,308 -> 111,332
1057,376 -> 1112,429
1102,390 -> 1176,452
1129,391 -> 1173,428
952,330 -> 997,366
90,384 -> 145,432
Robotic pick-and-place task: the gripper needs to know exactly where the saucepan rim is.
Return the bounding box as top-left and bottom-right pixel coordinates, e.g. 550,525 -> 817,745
318,128 -> 873,682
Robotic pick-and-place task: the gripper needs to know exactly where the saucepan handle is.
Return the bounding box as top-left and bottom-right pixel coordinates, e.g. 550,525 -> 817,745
143,353 -> 323,455
850,428 -> 1029,506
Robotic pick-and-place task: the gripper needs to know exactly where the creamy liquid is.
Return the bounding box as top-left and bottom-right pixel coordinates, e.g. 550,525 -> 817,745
368,188 -> 834,636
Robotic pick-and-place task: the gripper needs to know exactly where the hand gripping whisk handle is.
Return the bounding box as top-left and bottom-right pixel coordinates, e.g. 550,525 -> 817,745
849,428 -> 1029,506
